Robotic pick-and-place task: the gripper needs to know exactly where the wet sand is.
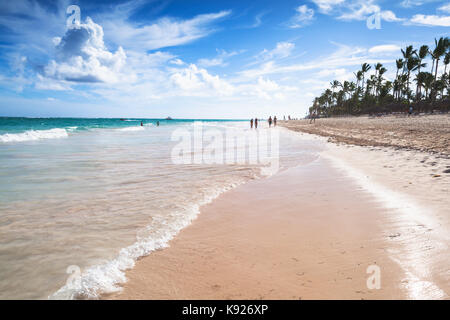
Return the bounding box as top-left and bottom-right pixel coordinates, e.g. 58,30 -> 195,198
110,134 -> 449,299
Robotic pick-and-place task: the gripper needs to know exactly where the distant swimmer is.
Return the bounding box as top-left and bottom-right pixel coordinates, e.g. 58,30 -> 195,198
255,118 -> 258,129
268,116 -> 272,127
274,116 -> 277,126
250,118 -> 254,129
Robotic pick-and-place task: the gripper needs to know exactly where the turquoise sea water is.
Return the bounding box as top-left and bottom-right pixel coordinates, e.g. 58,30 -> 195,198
0,117 -> 321,299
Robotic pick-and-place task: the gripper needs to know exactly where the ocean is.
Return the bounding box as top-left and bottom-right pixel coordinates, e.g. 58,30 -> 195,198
0,117 -> 322,299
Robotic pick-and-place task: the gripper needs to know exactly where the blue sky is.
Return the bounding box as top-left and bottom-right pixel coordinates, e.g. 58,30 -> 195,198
0,0 -> 449,118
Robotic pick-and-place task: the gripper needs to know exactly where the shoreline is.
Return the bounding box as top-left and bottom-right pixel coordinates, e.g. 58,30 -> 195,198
108,124 -> 449,300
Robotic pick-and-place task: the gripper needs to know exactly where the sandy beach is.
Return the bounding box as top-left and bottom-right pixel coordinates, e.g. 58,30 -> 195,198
280,114 -> 450,156
110,117 -> 449,300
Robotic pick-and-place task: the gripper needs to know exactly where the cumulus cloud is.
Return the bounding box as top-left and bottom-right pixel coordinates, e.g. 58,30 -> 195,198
170,64 -> 234,96
289,5 -> 315,28
43,17 -> 127,83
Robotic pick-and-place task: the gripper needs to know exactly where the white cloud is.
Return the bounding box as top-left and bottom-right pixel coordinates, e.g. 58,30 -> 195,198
438,3 -> 450,13
100,10 -> 231,51
410,14 -> 450,26
43,17 -> 127,84
400,0 -> 444,8
290,5 -> 315,28
198,49 -> 240,67
311,0 -> 345,13
381,10 -> 404,22
258,42 -> 295,61
368,44 -> 401,54
338,2 -> 403,22
239,43 -> 392,79
170,58 -> 185,66
170,64 -> 234,96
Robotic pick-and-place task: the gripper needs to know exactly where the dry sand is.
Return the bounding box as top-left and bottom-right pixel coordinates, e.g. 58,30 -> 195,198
109,116 -> 449,300
281,114 -> 450,156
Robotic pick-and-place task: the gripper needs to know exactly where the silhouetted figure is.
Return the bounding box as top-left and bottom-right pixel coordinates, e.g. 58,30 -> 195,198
274,116 -> 277,126
156,121 -> 160,126
408,106 -> 413,117
268,116 -> 272,127
310,110 -> 317,124
250,118 -> 254,129
288,115 -> 291,121
141,121 -> 143,126
255,118 -> 258,129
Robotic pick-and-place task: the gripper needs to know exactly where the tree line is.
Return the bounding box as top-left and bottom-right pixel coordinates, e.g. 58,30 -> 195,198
309,37 -> 450,116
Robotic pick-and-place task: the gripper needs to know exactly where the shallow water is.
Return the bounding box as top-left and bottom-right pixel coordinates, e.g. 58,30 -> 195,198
0,119 -> 322,299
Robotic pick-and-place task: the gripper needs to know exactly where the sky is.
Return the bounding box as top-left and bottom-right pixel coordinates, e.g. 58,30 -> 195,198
0,0 -> 449,119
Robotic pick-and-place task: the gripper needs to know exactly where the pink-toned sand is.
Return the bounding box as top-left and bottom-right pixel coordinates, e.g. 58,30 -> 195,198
109,152 -> 449,299
107,116 -> 450,300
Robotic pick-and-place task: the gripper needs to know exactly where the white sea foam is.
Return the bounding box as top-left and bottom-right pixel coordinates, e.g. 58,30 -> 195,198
49,181 -> 243,300
0,128 -> 69,143
116,126 -> 145,132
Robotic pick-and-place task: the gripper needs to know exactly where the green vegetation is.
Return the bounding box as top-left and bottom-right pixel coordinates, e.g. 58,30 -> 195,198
310,37 -> 450,116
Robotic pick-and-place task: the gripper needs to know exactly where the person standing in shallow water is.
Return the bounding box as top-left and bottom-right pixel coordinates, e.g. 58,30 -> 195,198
274,116 -> 277,126
255,118 -> 258,129
250,118 -> 253,129
268,116 -> 272,127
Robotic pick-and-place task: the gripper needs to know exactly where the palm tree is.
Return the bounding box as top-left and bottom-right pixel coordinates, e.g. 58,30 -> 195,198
377,66 -> 387,100
444,52 -> 450,76
401,45 -> 417,100
360,63 -> 371,94
406,57 -> 420,100
395,59 -> 403,100
354,71 -> 363,91
330,80 -> 341,95
422,72 -> 434,100
431,37 -> 449,99
415,45 -> 429,100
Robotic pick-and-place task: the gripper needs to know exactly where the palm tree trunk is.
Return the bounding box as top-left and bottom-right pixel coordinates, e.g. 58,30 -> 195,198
434,59 -> 440,101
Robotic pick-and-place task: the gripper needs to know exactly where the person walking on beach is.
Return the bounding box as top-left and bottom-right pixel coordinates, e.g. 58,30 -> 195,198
268,116 -> 272,127
156,121 -> 160,126
250,118 -> 253,129
255,118 -> 258,129
141,121 -> 143,126
274,116 -> 277,126
408,106 -> 413,117
310,110 -> 317,124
